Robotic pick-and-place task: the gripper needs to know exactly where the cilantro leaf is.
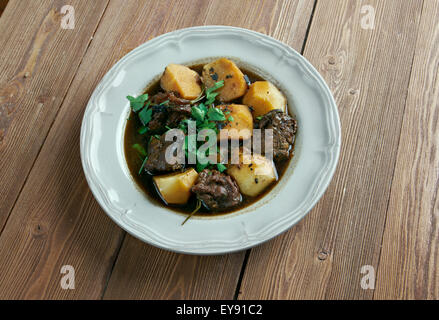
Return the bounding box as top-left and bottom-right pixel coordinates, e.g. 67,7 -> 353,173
228,116 -> 234,122
207,107 -> 226,121
138,107 -> 153,126
217,163 -> 227,173
191,105 -> 206,122
127,94 -> 149,112
206,80 -> 224,95
132,144 -> 147,157
138,126 -> 148,135
204,81 -> 224,105
196,162 -> 209,172
138,156 -> 148,174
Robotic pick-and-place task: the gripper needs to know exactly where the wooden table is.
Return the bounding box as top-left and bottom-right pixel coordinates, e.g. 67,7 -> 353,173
0,0 -> 437,300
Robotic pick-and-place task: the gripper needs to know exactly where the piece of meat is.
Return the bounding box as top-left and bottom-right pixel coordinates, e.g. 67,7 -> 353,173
257,110 -> 297,161
144,133 -> 184,173
150,92 -> 191,106
146,92 -> 193,130
147,105 -> 167,132
166,104 -> 192,128
191,169 -> 242,211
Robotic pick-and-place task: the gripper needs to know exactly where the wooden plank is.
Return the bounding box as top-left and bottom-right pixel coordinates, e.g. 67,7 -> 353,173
104,235 -> 245,300
103,0 -> 315,299
238,0 -> 424,299
0,0 -> 109,231
374,0 -> 439,300
0,0 -> 314,300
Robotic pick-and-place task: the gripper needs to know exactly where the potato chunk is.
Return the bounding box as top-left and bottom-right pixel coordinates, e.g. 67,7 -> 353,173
218,104 -> 253,140
153,168 -> 198,205
227,151 -> 278,197
242,81 -> 286,118
160,64 -> 202,100
202,58 -> 248,102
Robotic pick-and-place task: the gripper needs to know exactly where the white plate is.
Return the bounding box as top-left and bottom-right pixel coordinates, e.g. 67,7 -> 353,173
80,26 -> 341,255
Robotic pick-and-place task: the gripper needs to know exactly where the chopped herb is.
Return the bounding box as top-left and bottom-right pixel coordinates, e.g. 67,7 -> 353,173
159,99 -> 170,106
138,156 -> 148,174
228,116 -> 234,122
165,125 -> 172,131
154,134 -> 161,140
138,126 -> 148,135
132,144 -> 147,157
205,93 -> 218,106
181,199 -> 202,225
203,80 -> 224,106
256,116 -> 263,121
127,94 -> 149,112
196,161 -> 209,172
206,80 -> 225,95
217,163 -> 227,172
190,86 -> 205,104
207,107 -> 226,121
138,107 -> 153,126
191,104 -> 206,122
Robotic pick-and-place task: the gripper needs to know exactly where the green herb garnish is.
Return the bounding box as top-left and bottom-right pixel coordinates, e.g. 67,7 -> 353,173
207,107 -> 226,121
191,104 -> 206,122
190,85 -> 206,104
181,199 -> 202,225
132,144 -> 147,157
138,156 -> 148,174
256,116 -> 263,120
138,107 -> 153,126
206,80 -> 224,95
127,94 -> 149,112
217,163 -> 227,173
228,116 -> 234,122
138,126 -> 148,135
204,80 -> 224,105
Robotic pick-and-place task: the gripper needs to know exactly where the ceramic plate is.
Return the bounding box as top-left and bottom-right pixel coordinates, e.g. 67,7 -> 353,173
80,26 -> 341,255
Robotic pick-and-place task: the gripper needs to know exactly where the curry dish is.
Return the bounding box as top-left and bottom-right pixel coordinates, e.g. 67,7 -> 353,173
124,58 -> 298,222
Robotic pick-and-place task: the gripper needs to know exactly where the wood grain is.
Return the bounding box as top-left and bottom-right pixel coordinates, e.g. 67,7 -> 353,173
374,0 -> 439,299
0,0 -> 109,231
238,0 -> 424,299
0,0 -> 314,299
103,0 -> 315,300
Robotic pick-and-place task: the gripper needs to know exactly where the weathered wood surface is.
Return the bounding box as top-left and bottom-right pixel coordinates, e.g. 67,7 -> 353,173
374,0 -> 439,300
238,0 -> 429,299
0,0 -> 437,299
0,0 -> 109,233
